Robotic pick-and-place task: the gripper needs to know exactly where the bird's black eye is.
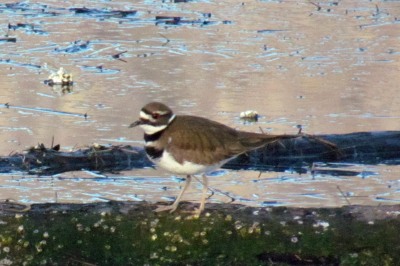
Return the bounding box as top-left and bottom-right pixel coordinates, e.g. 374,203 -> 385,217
152,113 -> 160,119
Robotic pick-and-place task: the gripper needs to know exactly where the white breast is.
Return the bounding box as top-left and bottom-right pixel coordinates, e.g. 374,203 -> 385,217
148,150 -> 232,175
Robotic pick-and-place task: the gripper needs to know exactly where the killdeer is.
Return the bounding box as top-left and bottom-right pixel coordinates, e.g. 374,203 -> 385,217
130,102 -> 301,214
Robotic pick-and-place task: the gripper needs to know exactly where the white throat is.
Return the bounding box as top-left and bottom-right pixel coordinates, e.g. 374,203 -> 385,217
140,124 -> 167,135
140,114 -> 176,135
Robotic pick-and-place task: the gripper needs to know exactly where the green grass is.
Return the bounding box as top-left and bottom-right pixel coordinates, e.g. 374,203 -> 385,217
0,204 -> 399,265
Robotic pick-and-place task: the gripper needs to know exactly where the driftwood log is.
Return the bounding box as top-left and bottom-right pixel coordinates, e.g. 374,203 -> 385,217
0,131 -> 399,175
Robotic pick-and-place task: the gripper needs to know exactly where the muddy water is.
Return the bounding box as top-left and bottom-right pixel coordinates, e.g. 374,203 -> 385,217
0,0 -> 400,207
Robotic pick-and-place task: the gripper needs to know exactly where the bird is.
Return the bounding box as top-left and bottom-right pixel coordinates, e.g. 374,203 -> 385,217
129,102 -> 302,215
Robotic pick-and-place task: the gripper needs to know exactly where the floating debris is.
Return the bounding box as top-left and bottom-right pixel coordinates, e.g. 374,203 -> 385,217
8,23 -> 47,35
44,68 -> 73,86
112,50 -> 128,62
240,110 -> 259,122
54,40 -> 90,53
8,23 -> 29,30
155,15 -> 216,26
80,65 -> 120,74
0,3 -> 138,20
1,2 -> 47,12
69,7 -> 137,19
256,29 -> 287,34
0,37 -> 16,43
155,16 -> 182,25
0,59 -> 41,69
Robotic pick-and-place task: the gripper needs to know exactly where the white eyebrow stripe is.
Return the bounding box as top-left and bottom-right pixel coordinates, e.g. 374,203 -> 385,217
157,110 -> 169,115
140,111 -> 152,120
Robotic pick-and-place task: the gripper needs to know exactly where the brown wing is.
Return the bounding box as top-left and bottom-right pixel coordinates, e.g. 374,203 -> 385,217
162,116 -> 246,165
160,115 -> 300,165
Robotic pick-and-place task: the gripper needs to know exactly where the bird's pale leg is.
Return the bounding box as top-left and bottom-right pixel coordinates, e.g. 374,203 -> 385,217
155,175 -> 192,213
195,175 -> 208,215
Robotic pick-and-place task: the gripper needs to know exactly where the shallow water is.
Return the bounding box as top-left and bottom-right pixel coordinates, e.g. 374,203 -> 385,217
0,0 -> 400,207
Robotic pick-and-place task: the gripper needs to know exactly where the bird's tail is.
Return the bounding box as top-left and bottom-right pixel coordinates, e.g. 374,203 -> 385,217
238,131 -> 340,157
238,132 -> 299,150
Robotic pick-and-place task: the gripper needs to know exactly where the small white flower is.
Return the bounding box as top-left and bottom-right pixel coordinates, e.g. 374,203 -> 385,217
17,225 -> 24,233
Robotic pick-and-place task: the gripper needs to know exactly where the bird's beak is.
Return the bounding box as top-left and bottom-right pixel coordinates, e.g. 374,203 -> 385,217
129,120 -> 142,128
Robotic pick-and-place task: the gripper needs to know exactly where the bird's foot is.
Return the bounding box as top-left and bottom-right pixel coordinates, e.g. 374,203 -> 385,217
195,205 -> 205,215
154,204 -> 178,213
193,208 -> 203,217
180,206 -> 204,218
154,203 -> 205,216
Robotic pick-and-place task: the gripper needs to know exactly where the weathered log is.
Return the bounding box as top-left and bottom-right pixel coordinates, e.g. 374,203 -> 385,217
226,131 -> 400,171
0,131 -> 399,175
0,145 -> 151,175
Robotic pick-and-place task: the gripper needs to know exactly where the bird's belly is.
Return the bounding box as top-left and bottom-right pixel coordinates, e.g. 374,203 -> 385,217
148,150 -> 228,175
